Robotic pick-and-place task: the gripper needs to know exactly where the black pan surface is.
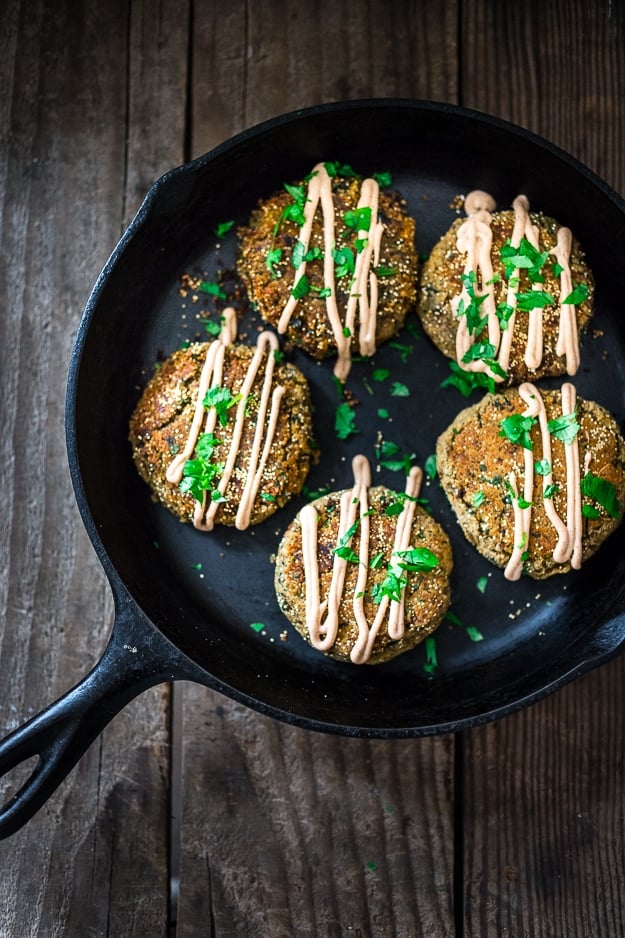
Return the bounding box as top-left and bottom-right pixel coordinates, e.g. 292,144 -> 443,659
70,99 -> 625,736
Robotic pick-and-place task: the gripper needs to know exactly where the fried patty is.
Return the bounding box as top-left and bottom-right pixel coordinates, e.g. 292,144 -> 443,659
237,164 -> 418,368
274,480 -> 453,664
436,385 -> 625,579
129,340 -> 314,528
418,196 -> 594,386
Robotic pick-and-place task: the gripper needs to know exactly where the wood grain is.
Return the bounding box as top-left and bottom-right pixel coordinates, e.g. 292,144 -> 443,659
0,0 -> 187,933
461,3 -> 625,936
177,685 -> 455,938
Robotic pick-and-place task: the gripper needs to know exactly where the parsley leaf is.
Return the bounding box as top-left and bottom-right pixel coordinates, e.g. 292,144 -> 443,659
203,386 -> 243,426
515,290 -> 554,311
499,413 -> 537,450
562,283 -> 589,305
215,219 -> 235,238
332,245 -> 355,277
179,433 -> 223,503
547,411 -> 580,445
291,274 -> 311,299
335,401 -> 358,440
441,361 -> 496,397
581,471 -> 621,519
376,439 -> 415,474
344,206 -> 372,231
197,280 -> 227,300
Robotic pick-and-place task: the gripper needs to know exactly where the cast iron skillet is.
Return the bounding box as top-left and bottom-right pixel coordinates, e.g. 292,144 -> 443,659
1,99 -> 625,838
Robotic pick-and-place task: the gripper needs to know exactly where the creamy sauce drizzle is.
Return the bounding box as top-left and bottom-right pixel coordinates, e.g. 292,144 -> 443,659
166,307 -> 285,531
276,162 -> 385,381
504,381 -> 583,580
300,455 -> 423,664
455,191 -> 581,380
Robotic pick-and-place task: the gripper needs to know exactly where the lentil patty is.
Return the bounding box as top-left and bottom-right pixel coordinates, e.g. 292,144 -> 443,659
418,202 -> 594,386
275,483 -> 453,664
237,166 -> 418,364
129,341 -> 314,527
436,386 -> 625,579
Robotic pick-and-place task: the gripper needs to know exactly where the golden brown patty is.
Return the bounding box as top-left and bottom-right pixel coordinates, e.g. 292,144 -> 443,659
436,384 -> 625,579
237,164 -> 418,365
129,340 -> 314,528
418,196 -> 594,387
274,472 -> 453,665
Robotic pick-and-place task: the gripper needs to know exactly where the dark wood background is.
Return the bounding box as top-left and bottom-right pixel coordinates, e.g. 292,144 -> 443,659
1,1 -> 624,935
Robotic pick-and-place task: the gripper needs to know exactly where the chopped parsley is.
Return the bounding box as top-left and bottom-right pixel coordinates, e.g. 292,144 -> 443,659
344,206 -> 372,232
441,361 -> 496,397
292,241 -> 322,268
332,245 -> 355,277
376,439 -> 415,474
197,279 -> 227,300
423,636 -> 438,675
370,547 -> 438,607
547,411 -> 580,445
581,471 -> 621,519
499,413 -> 537,450
335,401 -> 358,440
515,290 -> 555,311
500,237 -> 549,282
203,386 -> 242,426
179,433 -> 223,503
390,381 -> 410,397
425,454 -> 437,480
562,283 -> 589,305
215,219 -> 235,238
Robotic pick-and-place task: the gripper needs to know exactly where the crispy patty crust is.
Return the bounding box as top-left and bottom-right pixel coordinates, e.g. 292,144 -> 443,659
418,194 -> 594,387
275,472 -> 453,664
129,340 -> 314,528
237,163 -> 418,372
436,385 -> 625,579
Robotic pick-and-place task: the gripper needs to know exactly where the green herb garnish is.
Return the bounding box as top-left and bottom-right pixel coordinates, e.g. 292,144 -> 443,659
179,433 -> 223,503
203,386 -> 243,426
344,206 -> 372,232
197,280 -> 227,300
581,471 -> 621,519
515,290 -> 554,311
547,411 -> 580,445
562,283 -> 589,305
376,439 -> 415,474
215,219 -> 235,238
441,360 -> 496,397
335,401 -> 358,440
499,413 -> 537,450
390,381 -> 410,397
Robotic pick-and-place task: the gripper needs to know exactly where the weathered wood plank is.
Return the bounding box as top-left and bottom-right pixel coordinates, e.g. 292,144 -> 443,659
462,658 -> 625,937
0,0 -> 187,933
461,0 -> 625,193
190,0 -> 459,157
460,2 -> 625,935
178,686 -> 455,938
177,2 -> 460,935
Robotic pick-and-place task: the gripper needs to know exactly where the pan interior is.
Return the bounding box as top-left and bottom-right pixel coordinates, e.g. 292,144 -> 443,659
71,102 -> 625,733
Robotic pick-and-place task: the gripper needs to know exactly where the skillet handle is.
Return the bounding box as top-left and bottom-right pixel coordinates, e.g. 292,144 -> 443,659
0,593 -> 206,839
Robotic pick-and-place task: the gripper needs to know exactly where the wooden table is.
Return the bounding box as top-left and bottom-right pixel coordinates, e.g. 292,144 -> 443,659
1,2 -> 624,935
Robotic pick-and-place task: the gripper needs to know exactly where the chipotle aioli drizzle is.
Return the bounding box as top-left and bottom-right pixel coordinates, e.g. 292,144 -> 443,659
455,191 -> 582,380
276,163 -> 384,381
300,455 -> 424,664
166,307 -> 285,531
504,381 -> 583,580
